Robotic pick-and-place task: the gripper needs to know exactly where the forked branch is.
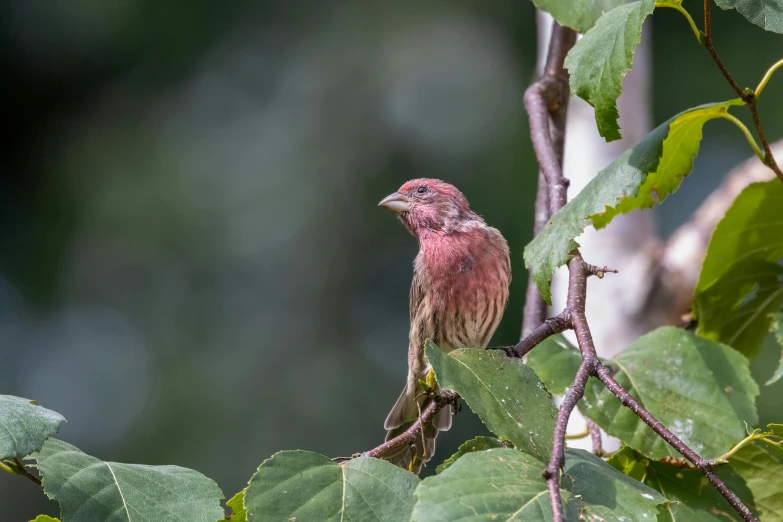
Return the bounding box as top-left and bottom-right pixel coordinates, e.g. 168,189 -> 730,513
524,14 -> 759,522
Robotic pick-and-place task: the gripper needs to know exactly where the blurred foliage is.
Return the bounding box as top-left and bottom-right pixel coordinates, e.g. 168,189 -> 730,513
0,0 -> 781,519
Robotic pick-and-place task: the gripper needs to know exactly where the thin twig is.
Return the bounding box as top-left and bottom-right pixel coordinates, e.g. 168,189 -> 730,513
702,0 -> 783,181
586,419 -> 604,456
1,458 -> 42,486
354,391 -> 458,460
497,312 -> 571,359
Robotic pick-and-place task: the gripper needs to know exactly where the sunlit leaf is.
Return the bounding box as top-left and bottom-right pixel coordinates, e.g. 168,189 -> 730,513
695,180 -> 783,361
565,0 -> 655,140
244,451 -> 419,522
425,342 -> 557,461
0,395 -> 65,460
227,489 -> 247,522
29,517 -> 61,522
766,313 -> 783,385
525,100 -> 743,303
33,438 -> 225,522
730,444 -> 783,521
581,327 -> 758,460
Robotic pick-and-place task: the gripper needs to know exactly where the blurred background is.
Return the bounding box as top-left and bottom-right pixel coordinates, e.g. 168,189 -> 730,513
1,0 -> 781,518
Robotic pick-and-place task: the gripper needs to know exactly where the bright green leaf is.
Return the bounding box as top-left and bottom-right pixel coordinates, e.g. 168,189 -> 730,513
33,438 -> 225,522
425,342 -> 557,461
244,451 -> 419,522
530,0 -> 625,32
730,444 -> 783,521
714,0 -> 783,33
767,313 -> 783,385
525,100 -> 743,303
413,448 -> 665,522
227,489 -> 247,521
412,449 -> 577,522
435,436 -> 507,474
565,0 -> 655,141
29,517 -> 61,522
695,180 -> 783,360
581,327 -> 758,460
526,335 -> 582,395
0,395 -> 65,460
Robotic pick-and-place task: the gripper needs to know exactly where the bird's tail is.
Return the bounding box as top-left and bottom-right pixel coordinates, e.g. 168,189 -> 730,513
382,379 -> 452,474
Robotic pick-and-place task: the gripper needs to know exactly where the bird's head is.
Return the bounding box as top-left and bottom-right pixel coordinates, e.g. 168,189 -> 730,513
378,179 -> 480,235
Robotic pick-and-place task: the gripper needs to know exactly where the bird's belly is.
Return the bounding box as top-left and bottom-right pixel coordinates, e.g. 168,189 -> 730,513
434,283 -> 505,351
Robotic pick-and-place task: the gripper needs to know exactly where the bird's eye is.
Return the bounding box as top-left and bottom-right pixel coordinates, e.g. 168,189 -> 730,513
417,186 -> 428,194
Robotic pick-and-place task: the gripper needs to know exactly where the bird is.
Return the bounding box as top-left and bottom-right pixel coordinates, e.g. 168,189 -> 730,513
378,178 -> 511,473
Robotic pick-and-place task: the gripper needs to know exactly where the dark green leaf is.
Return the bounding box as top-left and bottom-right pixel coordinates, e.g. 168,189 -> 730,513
564,448 -> 667,521
412,449 -> 577,522
435,436 -> 507,474
413,448 -> 665,522
565,0 -> 655,141
425,342 -> 557,461
695,180 -> 783,359
227,489 -> 247,521
525,100 -> 743,303
0,395 -> 65,459
33,438 -> 225,522
768,313 -> 783,385
714,0 -> 783,33
530,0 -> 625,32
581,327 -> 758,460
244,451 -> 419,522
646,455 -> 757,521
526,335 -> 582,395
730,444 -> 783,521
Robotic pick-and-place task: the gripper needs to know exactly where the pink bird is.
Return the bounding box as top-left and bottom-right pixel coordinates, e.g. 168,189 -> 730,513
378,179 -> 511,473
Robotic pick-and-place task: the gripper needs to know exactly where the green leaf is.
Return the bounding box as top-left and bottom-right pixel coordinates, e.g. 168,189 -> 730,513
646,456 -> 757,521
412,449 -> 577,522
0,395 -> 65,459
565,0 -> 655,141
525,100 -> 743,303
530,0 -> 625,32
526,335 -> 583,395
29,517 -> 61,522
730,444 -> 783,521
244,451 -> 419,522
227,489 -> 247,521
564,448 -> 668,521
695,180 -> 783,359
435,436 -> 507,474
580,327 -> 759,460
33,438 -> 225,522
766,313 -> 783,385
609,445 -> 758,521
413,448 -> 665,522
714,0 -> 783,33
425,342 -> 557,461
769,424 -> 783,438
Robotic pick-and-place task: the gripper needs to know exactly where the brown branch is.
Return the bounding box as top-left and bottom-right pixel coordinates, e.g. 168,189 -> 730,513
702,0 -> 783,182
522,21 -> 575,338
524,15 -> 758,520
0,458 -> 42,486
351,390 -> 458,461
586,419 -> 604,456
498,311 -> 572,359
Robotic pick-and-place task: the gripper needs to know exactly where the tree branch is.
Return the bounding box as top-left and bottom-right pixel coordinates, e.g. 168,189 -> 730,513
351,390 -> 458,461
702,0 -> 783,182
521,21 -> 575,338
524,13 -> 758,522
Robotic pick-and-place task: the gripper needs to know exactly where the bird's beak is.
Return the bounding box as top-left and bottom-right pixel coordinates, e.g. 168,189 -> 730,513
378,192 -> 410,214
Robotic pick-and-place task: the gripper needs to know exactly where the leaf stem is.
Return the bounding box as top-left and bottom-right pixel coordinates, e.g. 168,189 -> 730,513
719,113 -> 764,162
0,460 -> 15,475
755,58 -> 783,99
565,426 -> 591,440
656,2 -> 703,44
